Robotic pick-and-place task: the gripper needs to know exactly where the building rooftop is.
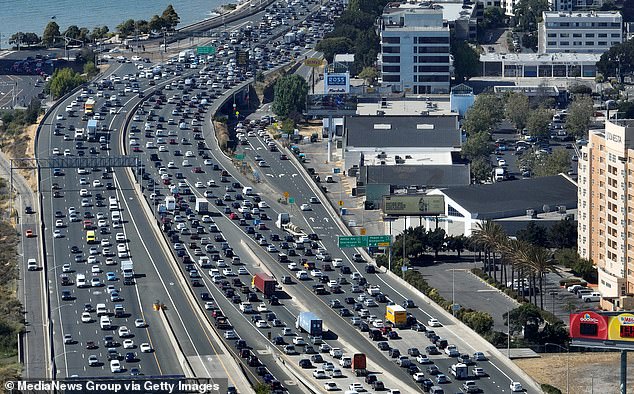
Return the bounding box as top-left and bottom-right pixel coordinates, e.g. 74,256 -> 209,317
364,151 -> 455,166
356,97 -> 454,116
437,174 -> 578,220
543,10 -> 622,19
451,83 -> 474,95
345,115 -> 461,149
479,52 -> 602,63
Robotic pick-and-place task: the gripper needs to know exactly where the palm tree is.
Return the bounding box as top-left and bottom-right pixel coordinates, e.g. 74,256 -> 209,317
472,220 -> 507,282
500,239 -> 530,289
525,246 -> 560,309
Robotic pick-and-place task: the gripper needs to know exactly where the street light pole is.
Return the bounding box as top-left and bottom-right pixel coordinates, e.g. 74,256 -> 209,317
546,342 -> 569,394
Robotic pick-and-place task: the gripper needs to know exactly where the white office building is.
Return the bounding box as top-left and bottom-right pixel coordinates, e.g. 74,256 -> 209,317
538,11 -> 623,54
378,3 -> 450,94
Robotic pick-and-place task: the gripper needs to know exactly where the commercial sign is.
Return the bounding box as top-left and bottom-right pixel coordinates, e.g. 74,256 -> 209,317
324,72 -> 350,93
382,195 -> 445,216
569,311 -> 634,348
304,58 -> 323,67
306,94 -> 358,113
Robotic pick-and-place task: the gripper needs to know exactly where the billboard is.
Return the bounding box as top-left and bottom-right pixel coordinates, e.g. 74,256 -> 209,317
306,94 -> 358,113
325,72 -> 350,93
570,311 -> 634,348
382,195 -> 445,216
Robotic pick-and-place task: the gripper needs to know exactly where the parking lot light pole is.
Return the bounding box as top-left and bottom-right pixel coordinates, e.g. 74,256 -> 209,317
546,342 -> 569,394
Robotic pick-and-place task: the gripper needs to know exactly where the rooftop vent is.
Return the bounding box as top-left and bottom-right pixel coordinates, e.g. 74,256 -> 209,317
416,124 -> 434,130
374,124 -> 392,130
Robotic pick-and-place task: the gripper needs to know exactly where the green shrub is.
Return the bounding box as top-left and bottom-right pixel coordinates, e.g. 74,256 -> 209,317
541,383 -> 562,394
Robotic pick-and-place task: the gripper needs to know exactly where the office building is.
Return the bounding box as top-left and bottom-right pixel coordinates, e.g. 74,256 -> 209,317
578,119 -> 634,310
538,11 -> 622,54
378,3 -> 451,94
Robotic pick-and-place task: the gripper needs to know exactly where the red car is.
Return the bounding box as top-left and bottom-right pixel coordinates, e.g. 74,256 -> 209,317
229,212 -> 238,220
192,167 -> 203,173
25,229 -> 35,238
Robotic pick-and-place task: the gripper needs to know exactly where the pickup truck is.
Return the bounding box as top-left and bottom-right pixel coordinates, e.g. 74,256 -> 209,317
463,381 -> 481,393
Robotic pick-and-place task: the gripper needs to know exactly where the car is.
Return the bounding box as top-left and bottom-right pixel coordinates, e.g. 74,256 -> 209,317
255,320 -> 269,328
436,374 -> 449,384
118,326 -> 131,338
224,330 -> 238,340
25,229 -> 35,238
323,382 -> 338,391
313,369 -> 327,379
428,318 -> 441,327
473,351 -> 487,361
27,259 -> 38,271
88,355 -> 99,366
81,312 -> 92,323
300,204 -> 312,211
110,360 -> 122,373
510,382 -> 524,392
123,339 -> 135,349
472,367 -> 487,377
140,343 -> 153,353
348,382 -> 366,392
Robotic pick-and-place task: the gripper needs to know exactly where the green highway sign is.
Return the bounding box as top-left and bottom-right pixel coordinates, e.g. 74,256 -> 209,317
288,197 -> 295,204
234,154 -> 245,160
338,236 -> 368,248
368,235 -> 392,247
196,46 -> 216,55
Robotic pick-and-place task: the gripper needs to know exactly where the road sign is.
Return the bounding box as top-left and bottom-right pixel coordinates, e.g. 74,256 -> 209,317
304,57 -> 323,67
234,154 -> 245,160
452,304 -> 461,311
288,197 -> 295,204
196,46 -> 216,55
283,192 -> 289,199
338,236 -> 368,248
360,228 -> 366,235
338,200 -> 344,207
368,235 -> 392,247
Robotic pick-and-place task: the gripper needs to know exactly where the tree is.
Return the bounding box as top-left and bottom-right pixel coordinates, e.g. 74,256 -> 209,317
42,21 -> 61,47
569,84 -> 593,95
446,235 -> 467,257
513,0 -> 549,32
506,303 -> 543,336
45,67 -> 86,99
481,6 -> 506,30
472,220 -> 507,281
517,222 -> 548,247
597,39 -> 634,80
90,26 -> 109,42
548,218 -> 577,249
315,37 -> 354,63
462,94 -> 504,135
470,156 -> 493,183
526,107 -> 552,139
116,19 -> 136,38
505,92 -> 530,131
461,310 -> 494,335
358,66 -> 378,85
272,75 -> 309,119
83,61 -> 98,78
522,32 -> 538,51
565,96 -> 594,138
520,147 -> 571,177
161,5 -> 181,30
462,131 -> 492,160
427,228 -> 446,259
63,25 -> 81,39
149,15 -> 165,32
619,101 -> 634,118
451,39 -> 480,82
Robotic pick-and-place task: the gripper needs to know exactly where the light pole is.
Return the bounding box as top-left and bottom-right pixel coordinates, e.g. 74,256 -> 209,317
546,342 -> 569,394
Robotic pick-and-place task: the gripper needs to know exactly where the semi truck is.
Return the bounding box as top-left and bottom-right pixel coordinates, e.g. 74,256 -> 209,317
195,197 -> 209,214
385,305 -> 407,327
121,260 -> 135,285
296,312 -> 323,337
352,353 -> 367,376
87,119 -> 98,141
251,272 -> 276,298
276,212 -> 307,238
450,363 -> 469,380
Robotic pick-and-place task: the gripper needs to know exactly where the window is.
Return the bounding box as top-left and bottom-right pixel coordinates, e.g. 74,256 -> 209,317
586,33 -> 595,37
381,75 -> 400,82
611,33 -> 621,38
416,75 -> 449,82
548,33 -> 557,38
417,46 -> 449,53
417,56 -> 449,63
560,41 -> 569,46
598,41 -> 607,46
586,41 -> 594,46
382,65 -> 400,73
417,65 -> 450,72
382,55 -> 400,63
573,33 -> 582,38
548,41 -> 557,45
383,36 -> 400,44
417,36 -> 449,44
599,33 -> 607,37
611,23 -> 621,27
598,22 -> 607,27
560,33 -> 569,38
447,204 -> 463,217
382,46 -> 400,53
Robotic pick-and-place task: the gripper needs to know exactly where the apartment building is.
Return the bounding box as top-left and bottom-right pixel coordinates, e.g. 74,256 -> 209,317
538,11 -> 623,54
479,0 -> 602,16
578,119 -> 634,310
378,3 -> 451,94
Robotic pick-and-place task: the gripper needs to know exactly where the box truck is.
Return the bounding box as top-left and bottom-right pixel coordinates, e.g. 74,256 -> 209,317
251,272 -> 276,298
296,312 -> 323,337
385,305 -> 407,327
195,197 -> 209,214
352,353 -> 367,376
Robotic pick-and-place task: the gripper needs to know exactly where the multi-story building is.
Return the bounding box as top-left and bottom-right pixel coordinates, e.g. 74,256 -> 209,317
538,11 -> 623,54
480,0 -> 603,16
578,119 -> 634,310
378,3 -> 450,94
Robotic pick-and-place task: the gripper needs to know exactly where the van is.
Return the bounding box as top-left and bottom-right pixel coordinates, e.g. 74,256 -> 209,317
96,303 -> 108,315
76,274 -> 87,288
109,202 -> 119,211
325,175 -> 334,183
111,211 -> 121,221
242,186 -> 253,195
100,315 -> 111,330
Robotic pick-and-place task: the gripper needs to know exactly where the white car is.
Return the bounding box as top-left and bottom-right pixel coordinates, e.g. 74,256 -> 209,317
140,343 -> 153,353
300,203 -> 312,211
313,369 -> 327,379
257,303 -> 268,312
255,320 -> 269,328
53,230 -> 64,238
205,302 -> 215,310
224,330 -> 238,339
118,326 -> 131,338
134,319 -> 146,328
55,219 -> 64,228
428,318 -> 441,327
123,339 -> 135,349
81,312 -> 92,323
324,382 -> 338,391
348,383 -> 366,392
110,360 -> 122,373
510,382 -> 523,392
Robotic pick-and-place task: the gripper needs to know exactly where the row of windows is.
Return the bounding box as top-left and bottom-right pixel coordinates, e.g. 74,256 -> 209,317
414,46 -> 449,54
382,65 -> 400,73
382,55 -> 400,63
383,36 -> 400,44
547,32 -> 620,38
382,46 -> 400,54
414,75 -> 449,82
414,56 -> 450,63
413,36 -> 449,44
547,22 -> 621,28
414,65 -> 450,72
546,41 -> 617,46
382,75 -> 400,82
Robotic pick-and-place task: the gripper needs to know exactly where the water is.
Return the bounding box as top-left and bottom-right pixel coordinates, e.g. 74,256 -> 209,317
0,0 -> 226,48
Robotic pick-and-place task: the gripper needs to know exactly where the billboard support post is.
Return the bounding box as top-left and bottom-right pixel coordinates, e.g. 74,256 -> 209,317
621,350 -> 627,394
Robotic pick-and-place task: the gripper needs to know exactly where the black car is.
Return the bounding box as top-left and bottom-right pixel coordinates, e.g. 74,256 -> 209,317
25,206 -> 34,214
298,359 -> 312,369
310,354 -> 324,363
125,352 -> 137,362
377,342 -> 390,351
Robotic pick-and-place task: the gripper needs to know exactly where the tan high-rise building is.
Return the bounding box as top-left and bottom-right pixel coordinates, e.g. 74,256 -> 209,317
578,119 -> 634,310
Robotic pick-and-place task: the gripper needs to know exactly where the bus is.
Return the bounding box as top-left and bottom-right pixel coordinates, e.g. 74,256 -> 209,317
86,230 -> 96,244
